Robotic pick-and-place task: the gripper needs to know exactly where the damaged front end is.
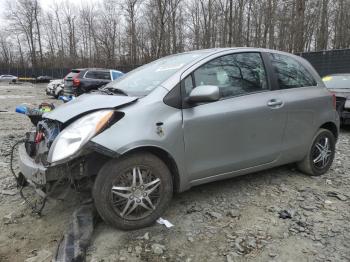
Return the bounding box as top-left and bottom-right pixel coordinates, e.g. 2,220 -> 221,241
20,119 -> 62,186
16,96 -> 137,214
16,94 -> 137,213
17,114 -> 112,213
17,118 -> 67,213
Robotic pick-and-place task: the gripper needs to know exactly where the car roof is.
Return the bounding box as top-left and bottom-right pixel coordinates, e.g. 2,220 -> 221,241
73,48 -> 297,73
164,47 -> 305,65
72,68 -> 116,72
159,47 -> 322,91
160,47 -> 306,70
179,47 -> 293,55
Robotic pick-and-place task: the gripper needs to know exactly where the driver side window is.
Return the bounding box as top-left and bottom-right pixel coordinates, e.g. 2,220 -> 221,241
186,52 -> 268,98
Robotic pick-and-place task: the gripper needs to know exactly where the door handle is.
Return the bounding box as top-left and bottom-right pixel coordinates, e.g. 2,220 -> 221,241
267,99 -> 283,108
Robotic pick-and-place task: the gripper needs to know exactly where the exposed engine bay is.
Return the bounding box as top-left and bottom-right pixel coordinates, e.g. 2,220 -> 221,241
13,93 -> 137,214
15,116 -> 111,214
25,119 -> 60,166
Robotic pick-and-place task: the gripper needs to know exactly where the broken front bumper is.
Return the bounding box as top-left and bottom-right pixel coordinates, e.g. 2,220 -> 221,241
18,144 -> 64,186
19,144 -> 47,185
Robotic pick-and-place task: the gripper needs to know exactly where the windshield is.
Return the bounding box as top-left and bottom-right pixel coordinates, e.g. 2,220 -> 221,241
323,75 -> 350,89
104,51 -> 209,96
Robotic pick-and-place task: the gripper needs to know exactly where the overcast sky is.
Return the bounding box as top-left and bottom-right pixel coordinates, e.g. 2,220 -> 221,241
0,0 -> 101,23
0,0 -> 7,25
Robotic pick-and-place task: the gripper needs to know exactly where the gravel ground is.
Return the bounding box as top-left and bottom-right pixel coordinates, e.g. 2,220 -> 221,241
0,83 -> 349,262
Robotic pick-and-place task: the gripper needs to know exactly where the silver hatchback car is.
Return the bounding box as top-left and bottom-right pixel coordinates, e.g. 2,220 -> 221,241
18,48 -> 339,229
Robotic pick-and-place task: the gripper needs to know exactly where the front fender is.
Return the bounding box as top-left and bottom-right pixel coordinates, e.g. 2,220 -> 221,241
90,98 -> 189,192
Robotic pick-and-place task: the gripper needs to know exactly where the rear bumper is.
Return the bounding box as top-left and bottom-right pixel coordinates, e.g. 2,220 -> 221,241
64,85 -> 78,96
341,111 -> 350,124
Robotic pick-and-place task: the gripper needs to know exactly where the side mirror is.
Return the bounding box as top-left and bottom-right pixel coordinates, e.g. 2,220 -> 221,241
188,85 -> 220,103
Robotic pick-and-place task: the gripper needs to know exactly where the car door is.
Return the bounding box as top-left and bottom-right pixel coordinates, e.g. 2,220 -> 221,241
267,52 -> 327,161
182,52 -> 287,181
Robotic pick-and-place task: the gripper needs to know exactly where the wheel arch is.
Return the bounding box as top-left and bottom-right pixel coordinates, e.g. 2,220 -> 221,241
320,122 -> 338,140
121,146 -> 181,193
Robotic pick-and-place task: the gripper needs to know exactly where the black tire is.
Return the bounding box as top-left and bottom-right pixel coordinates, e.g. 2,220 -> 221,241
93,152 -> 173,230
297,128 -> 336,176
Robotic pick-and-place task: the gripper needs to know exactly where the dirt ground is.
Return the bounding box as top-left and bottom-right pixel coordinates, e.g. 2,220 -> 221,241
0,82 -> 349,262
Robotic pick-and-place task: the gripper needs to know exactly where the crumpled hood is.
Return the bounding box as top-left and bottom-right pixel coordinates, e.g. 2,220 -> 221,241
44,94 -> 137,123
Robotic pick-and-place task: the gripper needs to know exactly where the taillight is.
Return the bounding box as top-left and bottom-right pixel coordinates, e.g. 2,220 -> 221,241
72,71 -> 81,87
332,93 -> 336,109
73,78 -> 80,87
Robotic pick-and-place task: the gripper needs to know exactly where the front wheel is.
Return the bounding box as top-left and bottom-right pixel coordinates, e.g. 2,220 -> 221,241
55,89 -> 63,99
297,129 -> 336,176
93,152 -> 173,230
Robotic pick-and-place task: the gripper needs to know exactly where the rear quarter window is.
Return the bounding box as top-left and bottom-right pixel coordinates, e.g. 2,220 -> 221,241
270,53 -> 317,89
85,71 -> 111,80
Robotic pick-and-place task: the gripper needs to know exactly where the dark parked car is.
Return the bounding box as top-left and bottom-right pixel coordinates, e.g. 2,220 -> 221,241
63,68 -> 124,96
323,74 -> 350,125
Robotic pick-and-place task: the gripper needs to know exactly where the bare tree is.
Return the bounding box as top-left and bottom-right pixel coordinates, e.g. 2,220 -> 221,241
2,0 -> 350,73
124,0 -> 140,64
6,0 -> 38,69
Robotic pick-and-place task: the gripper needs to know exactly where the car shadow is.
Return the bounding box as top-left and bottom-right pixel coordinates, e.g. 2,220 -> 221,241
172,164 -> 304,203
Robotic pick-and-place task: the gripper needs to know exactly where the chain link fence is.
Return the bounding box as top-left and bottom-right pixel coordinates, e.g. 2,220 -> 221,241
299,48 -> 350,77
2,49 -> 350,79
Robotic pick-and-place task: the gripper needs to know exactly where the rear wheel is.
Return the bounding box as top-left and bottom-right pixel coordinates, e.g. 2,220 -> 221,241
93,152 -> 173,230
297,129 -> 336,176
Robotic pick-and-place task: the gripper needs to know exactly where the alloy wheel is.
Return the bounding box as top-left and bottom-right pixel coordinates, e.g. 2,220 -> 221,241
312,136 -> 332,169
111,166 -> 161,220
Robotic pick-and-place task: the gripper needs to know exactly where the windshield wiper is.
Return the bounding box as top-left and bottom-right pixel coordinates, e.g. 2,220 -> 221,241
96,86 -> 128,96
